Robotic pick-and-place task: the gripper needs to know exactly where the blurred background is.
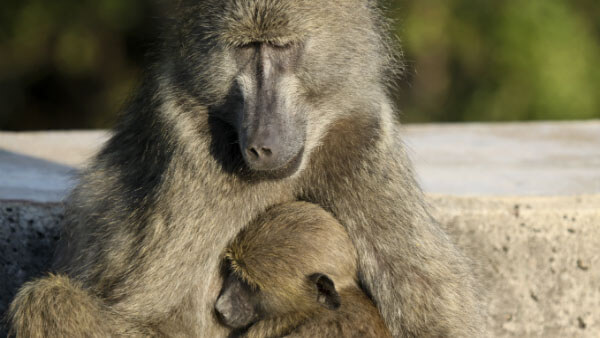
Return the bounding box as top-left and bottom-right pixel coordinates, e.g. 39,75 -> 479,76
0,0 -> 599,130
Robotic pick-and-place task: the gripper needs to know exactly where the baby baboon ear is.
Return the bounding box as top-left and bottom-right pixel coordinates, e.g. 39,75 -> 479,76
309,273 -> 341,310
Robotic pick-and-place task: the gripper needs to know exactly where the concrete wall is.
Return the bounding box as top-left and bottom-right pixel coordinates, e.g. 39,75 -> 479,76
432,195 -> 599,337
1,121 -> 599,337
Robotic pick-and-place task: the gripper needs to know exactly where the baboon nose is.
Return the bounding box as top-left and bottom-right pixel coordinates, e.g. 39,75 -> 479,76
244,141 -> 282,170
246,146 -> 273,160
241,131 -> 303,172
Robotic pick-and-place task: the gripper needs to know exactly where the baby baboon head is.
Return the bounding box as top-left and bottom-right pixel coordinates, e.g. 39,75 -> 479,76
215,267 -> 342,329
214,203 -> 357,329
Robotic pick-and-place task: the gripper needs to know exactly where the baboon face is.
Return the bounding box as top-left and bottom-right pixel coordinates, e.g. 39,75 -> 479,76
229,42 -> 307,174
215,268 -> 341,330
169,0 -> 386,177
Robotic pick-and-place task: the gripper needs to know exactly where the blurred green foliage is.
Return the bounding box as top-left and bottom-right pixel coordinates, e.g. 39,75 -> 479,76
1,0 -> 599,129
0,0 -> 153,129
391,0 -> 600,122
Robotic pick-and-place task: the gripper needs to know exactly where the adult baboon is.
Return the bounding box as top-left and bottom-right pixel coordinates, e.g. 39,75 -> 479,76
215,202 -> 392,337
8,0 -> 483,337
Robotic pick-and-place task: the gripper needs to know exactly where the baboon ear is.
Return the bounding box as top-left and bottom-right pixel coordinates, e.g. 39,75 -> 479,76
309,273 -> 341,310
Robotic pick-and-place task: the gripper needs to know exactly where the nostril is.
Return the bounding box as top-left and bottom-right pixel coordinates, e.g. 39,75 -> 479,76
248,147 -> 260,159
261,147 -> 272,156
246,146 -> 273,160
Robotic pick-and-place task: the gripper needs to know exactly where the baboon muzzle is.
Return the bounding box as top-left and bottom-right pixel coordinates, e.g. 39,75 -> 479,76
240,116 -> 304,172
235,42 -> 306,175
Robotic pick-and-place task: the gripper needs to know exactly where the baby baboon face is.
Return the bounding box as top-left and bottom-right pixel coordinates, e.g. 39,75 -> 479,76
215,273 -> 261,329
215,267 -> 341,330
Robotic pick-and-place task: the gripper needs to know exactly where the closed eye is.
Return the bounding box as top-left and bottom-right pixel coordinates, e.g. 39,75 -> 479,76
237,41 -> 295,50
237,41 -> 261,50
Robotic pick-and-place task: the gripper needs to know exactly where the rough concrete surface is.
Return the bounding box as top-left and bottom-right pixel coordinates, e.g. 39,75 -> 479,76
430,195 -> 599,338
1,123 -> 599,336
0,202 -> 63,317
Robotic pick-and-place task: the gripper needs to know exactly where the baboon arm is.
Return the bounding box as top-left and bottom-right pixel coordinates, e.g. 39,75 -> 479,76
324,145 -> 482,337
57,165 -> 293,335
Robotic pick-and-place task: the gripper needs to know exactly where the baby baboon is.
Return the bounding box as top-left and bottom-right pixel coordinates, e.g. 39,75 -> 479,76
9,0 -> 483,337
215,202 -> 391,337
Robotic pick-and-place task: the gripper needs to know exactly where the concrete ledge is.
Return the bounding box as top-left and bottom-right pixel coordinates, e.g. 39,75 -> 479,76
431,195 -> 599,337
404,121 -> 600,196
1,122 -> 599,337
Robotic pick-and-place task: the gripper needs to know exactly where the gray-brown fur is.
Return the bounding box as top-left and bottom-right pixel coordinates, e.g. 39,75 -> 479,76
217,202 -> 391,337
8,0 -> 483,337
6,274 -> 157,337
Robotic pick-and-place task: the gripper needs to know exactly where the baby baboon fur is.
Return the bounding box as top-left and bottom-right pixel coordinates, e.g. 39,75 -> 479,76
8,0 -> 484,337
215,202 -> 392,338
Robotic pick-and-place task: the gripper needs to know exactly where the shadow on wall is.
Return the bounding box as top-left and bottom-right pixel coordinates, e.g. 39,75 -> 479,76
0,201 -> 64,333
